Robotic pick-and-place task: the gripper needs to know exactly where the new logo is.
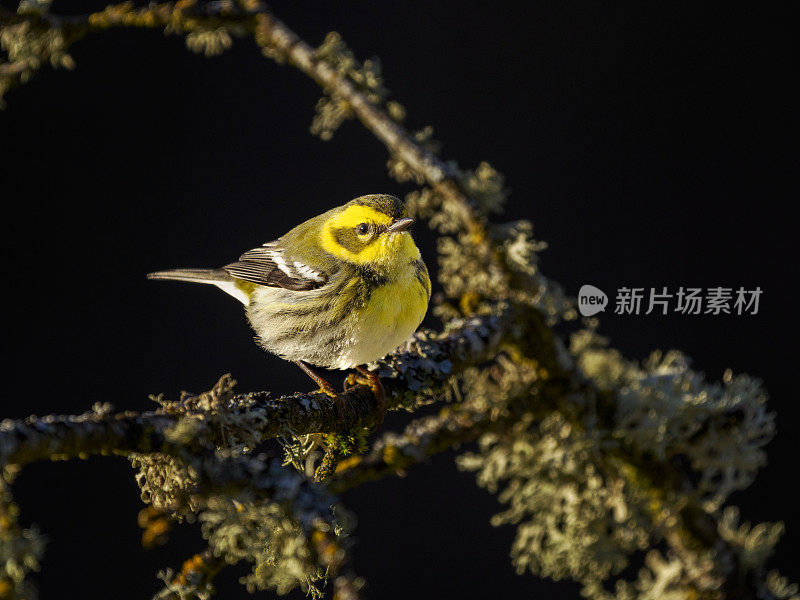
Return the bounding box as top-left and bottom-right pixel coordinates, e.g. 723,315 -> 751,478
578,284 -> 608,316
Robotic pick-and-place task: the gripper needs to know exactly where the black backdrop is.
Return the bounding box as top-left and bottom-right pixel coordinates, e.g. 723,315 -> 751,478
1,2 -> 796,599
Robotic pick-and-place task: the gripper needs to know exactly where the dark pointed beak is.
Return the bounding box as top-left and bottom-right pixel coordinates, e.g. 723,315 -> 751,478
387,217 -> 414,233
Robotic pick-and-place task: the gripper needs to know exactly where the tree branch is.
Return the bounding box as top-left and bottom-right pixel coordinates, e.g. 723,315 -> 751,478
1,2 -> 479,226
252,13 -> 475,211
0,308 -> 515,469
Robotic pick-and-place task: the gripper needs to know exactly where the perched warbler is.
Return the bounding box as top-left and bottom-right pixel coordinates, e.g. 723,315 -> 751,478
148,194 -> 431,416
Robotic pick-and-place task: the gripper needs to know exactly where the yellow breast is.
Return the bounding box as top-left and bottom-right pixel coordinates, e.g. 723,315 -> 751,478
335,257 -> 430,369
366,265 -> 430,331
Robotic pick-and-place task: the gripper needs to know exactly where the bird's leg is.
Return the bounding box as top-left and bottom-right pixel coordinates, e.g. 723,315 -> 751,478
293,360 -> 346,419
348,365 -> 387,428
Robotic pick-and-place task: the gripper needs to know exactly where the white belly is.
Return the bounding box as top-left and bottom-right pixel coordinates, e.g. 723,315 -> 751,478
246,264 -> 429,370
328,309 -> 419,369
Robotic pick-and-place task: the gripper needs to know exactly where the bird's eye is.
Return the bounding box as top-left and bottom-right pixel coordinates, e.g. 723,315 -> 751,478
356,223 -> 370,236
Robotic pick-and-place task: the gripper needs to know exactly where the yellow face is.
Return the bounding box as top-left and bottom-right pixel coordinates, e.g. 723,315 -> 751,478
320,205 -> 420,267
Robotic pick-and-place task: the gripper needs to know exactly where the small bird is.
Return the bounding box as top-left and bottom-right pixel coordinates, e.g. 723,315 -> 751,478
148,194 -> 431,418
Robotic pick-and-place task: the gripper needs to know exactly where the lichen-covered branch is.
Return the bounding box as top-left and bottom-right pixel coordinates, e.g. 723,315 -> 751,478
126,441 -> 357,598
252,13 -> 469,209
0,308 -> 513,470
178,452 -> 351,599
331,410 -> 487,492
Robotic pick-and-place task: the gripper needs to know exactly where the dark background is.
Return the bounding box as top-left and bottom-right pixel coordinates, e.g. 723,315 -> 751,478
1,1 -> 796,598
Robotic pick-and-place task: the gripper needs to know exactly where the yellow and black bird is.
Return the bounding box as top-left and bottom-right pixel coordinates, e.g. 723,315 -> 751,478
148,194 -> 431,415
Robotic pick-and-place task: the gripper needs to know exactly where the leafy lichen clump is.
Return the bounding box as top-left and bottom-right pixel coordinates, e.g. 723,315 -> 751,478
198,463 -> 348,598
0,478 -> 45,600
310,32 -> 389,140
457,329 -> 786,599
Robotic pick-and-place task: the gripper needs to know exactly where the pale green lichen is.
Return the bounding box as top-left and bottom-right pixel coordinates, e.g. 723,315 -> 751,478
386,127 -> 442,184
718,506 -> 785,574
153,568 -> 214,600
185,28 -> 232,57
581,550 -> 720,600
459,413 -> 650,585
461,161 -> 507,214
130,452 -> 199,518
310,32 -> 389,140
129,378 -> 354,599
0,12 -> 74,108
573,331 -> 774,512
762,571 -> 800,600
459,326 -> 788,599
0,479 -> 46,600
198,462 -> 350,598
201,493 -> 325,596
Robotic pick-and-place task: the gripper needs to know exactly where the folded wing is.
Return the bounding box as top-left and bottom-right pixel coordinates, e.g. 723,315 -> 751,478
223,242 -> 328,291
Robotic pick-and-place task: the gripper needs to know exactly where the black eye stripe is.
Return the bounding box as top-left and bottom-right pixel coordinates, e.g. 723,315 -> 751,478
333,227 -> 371,253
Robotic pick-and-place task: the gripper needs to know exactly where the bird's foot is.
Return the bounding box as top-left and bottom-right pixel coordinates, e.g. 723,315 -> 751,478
293,360 -> 347,420
315,379 -> 339,397
315,382 -> 347,421
347,366 -> 387,429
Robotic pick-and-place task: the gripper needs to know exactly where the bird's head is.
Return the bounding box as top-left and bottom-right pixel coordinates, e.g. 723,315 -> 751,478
320,194 -> 419,268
